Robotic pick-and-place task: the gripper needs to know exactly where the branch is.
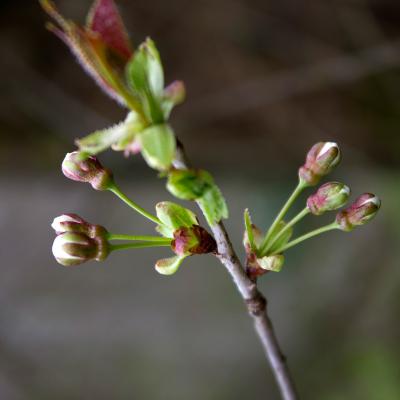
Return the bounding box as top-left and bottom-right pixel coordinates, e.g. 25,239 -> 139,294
174,145 -> 299,400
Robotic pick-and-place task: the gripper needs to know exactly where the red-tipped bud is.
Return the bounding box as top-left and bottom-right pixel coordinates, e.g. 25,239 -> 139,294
62,152 -> 113,190
336,193 -> 381,231
299,142 -> 341,186
52,232 -> 109,267
171,225 -> 216,256
51,214 -> 108,238
307,182 -> 350,215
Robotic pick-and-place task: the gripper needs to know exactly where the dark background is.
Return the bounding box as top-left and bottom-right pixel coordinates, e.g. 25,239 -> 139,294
1,1 -> 399,399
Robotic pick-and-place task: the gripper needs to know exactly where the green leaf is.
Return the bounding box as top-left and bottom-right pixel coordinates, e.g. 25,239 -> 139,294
76,112 -> 143,155
167,169 -> 214,200
155,201 -> 198,231
155,255 -> 187,275
244,209 -> 256,253
198,185 -> 229,226
126,38 -> 164,123
139,124 -> 176,171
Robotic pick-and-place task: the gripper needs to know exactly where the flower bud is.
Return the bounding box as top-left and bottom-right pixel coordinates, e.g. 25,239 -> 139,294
51,214 -> 108,238
62,151 -> 113,190
52,232 -> 109,267
336,193 -> 381,231
172,225 -> 217,256
307,182 -> 350,215
299,142 -> 341,186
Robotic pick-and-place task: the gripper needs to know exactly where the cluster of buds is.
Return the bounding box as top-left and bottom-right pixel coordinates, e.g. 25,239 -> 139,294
299,142 -> 341,186
52,214 -> 109,266
244,141 -> 381,279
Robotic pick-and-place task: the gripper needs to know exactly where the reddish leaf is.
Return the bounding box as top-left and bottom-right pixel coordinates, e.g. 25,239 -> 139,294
86,0 -> 132,60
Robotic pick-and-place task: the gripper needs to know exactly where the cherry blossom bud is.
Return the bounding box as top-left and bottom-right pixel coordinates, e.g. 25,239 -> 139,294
307,182 -> 350,215
172,225 -> 216,256
62,151 -> 113,190
52,232 -> 109,267
336,193 -> 381,231
299,142 -> 341,186
51,214 -> 107,238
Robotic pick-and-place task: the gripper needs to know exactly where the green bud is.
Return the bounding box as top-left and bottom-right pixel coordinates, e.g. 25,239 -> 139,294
307,182 -> 350,215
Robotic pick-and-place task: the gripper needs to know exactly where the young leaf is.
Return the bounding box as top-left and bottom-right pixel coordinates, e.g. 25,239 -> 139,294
244,209 -> 256,253
155,202 -> 198,231
76,112 -> 143,155
139,124 -> 176,171
167,169 -> 213,200
126,38 -> 164,122
197,185 -> 229,226
86,0 -> 132,60
155,255 -> 187,275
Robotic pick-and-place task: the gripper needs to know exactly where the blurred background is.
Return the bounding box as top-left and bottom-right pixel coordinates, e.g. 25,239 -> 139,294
1,0 -> 399,399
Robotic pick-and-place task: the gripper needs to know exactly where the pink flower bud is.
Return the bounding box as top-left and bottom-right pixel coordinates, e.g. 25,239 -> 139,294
299,142 -> 341,186
62,152 -> 113,190
336,193 -> 381,231
51,214 -> 108,238
171,225 -> 216,256
307,182 -> 350,215
52,232 -> 109,267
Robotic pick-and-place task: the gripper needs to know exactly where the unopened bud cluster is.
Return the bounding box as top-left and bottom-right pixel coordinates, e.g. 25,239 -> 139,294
244,141 -> 381,278
52,214 -> 109,266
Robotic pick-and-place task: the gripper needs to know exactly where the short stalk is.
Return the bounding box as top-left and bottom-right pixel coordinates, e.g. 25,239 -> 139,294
110,242 -> 172,252
109,184 -> 162,226
274,222 -> 339,254
260,181 -> 307,251
107,233 -> 171,242
262,207 -> 310,255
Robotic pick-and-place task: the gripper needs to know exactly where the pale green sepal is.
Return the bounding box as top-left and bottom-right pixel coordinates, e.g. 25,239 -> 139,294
257,254 -> 285,272
155,255 -> 187,275
76,112 -> 143,155
139,124 -> 176,171
155,201 -> 198,232
198,185 -> 229,226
